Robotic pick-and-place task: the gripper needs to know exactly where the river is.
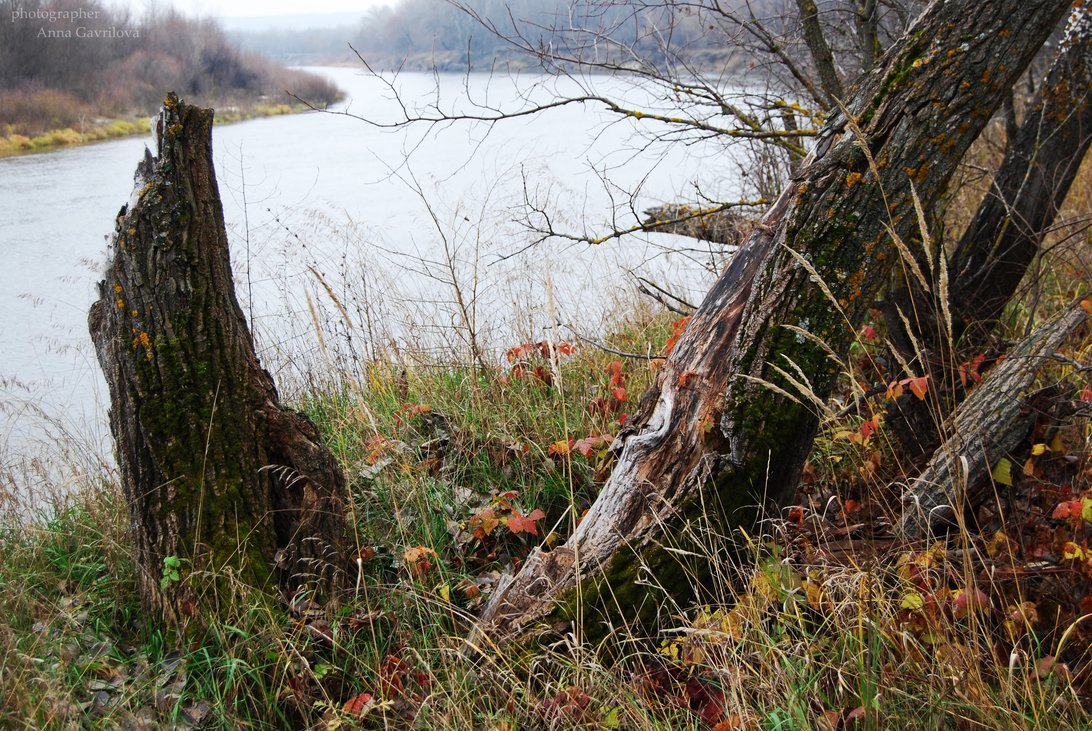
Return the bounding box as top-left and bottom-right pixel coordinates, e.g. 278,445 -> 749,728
0,66 -> 744,483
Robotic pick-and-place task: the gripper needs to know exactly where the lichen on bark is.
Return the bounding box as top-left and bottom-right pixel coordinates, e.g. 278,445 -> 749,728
90,93 -> 349,629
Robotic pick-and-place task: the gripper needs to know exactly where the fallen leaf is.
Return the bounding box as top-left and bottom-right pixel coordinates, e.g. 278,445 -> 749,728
992,458 -> 1014,486
901,592 -> 925,610
343,692 -> 374,718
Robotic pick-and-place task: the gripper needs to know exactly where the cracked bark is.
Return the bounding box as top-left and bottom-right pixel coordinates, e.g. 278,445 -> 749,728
89,95 -> 349,628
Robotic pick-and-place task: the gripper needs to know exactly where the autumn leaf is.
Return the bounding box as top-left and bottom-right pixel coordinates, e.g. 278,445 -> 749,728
606,360 -> 624,386
343,692 -> 374,718
469,507 -> 500,539
908,376 -> 929,400
573,434 -> 612,458
548,439 -> 572,457
1062,542 -> 1087,560
952,586 -> 991,617
1030,443 -> 1049,456
506,508 -> 545,536
991,458 -> 1014,486
664,316 -> 690,354
1051,499 -> 1084,522
901,592 -> 925,610
403,546 -> 438,577
885,380 -> 904,400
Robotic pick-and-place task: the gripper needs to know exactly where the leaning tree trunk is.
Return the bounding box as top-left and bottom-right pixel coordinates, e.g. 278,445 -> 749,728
901,301 -> 1089,538
885,6 -> 1092,458
949,7 -> 1092,344
476,0 -> 1070,642
89,94 -> 349,627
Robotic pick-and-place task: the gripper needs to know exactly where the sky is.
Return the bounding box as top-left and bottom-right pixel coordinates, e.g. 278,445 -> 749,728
120,0 -> 394,18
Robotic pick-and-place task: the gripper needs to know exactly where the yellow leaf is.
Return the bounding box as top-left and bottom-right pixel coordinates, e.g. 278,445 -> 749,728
1063,542 -> 1086,560
1031,443 -> 1048,456
901,592 -> 925,610
438,584 -> 451,602
992,458 -> 1014,486
803,580 -> 823,609
548,439 -> 571,456
1081,497 -> 1092,524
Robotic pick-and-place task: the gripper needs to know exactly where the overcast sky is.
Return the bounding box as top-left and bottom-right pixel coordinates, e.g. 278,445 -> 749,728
120,0 -> 394,18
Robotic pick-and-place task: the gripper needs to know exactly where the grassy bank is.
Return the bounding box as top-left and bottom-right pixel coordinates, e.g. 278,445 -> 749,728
1,284 -> 1089,728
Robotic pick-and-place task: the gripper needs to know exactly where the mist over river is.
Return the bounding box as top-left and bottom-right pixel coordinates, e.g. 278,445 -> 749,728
0,66 -> 746,482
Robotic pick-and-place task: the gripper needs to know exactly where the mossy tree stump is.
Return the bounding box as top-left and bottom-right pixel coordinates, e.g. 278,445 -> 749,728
90,94 -> 349,627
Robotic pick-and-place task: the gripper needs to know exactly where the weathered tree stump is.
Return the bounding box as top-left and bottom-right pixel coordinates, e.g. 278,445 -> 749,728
89,94 -> 349,627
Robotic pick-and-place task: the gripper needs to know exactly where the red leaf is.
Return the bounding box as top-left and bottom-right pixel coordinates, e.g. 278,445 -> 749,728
861,324 -> 877,341
664,316 -> 691,354
573,434 -> 612,458
343,692 -> 374,718
908,376 -> 929,400
1051,500 -> 1083,523
613,386 -> 628,401
507,509 -> 543,535
677,370 -> 699,388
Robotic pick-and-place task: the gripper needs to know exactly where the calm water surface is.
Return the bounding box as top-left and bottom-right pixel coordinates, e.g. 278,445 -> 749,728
0,67 -> 743,470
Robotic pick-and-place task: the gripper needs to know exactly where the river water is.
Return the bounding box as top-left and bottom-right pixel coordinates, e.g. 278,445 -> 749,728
0,66 -> 744,481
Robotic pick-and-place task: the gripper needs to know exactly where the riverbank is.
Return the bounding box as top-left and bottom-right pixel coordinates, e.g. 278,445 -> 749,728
1,292 -> 1089,727
0,101 -> 319,159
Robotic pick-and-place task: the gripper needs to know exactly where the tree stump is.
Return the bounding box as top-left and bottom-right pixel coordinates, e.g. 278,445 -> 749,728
89,94 -> 349,627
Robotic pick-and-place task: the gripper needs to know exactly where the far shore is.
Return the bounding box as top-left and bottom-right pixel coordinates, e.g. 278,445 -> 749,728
0,101 -> 317,159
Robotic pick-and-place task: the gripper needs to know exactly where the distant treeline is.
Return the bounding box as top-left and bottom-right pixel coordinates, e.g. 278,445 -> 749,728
233,0 -> 776,72
0,0 -> 341,136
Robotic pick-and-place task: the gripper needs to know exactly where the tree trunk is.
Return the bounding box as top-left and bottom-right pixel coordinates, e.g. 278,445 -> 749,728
89,94 -> 349,627
901,301 -> 1088,538
949,7 -> 1092,345
794,0 -> 845,104
885,6 -> 1092,458
476,0 -> 1070,642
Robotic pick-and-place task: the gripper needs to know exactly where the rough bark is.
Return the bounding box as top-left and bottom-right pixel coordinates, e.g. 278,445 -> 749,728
89,94 -> 349,626
476,0 -> 1070,642
949,7 -> 1092,345
901,301 -> 1088,538
885,7 -> 1092,457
